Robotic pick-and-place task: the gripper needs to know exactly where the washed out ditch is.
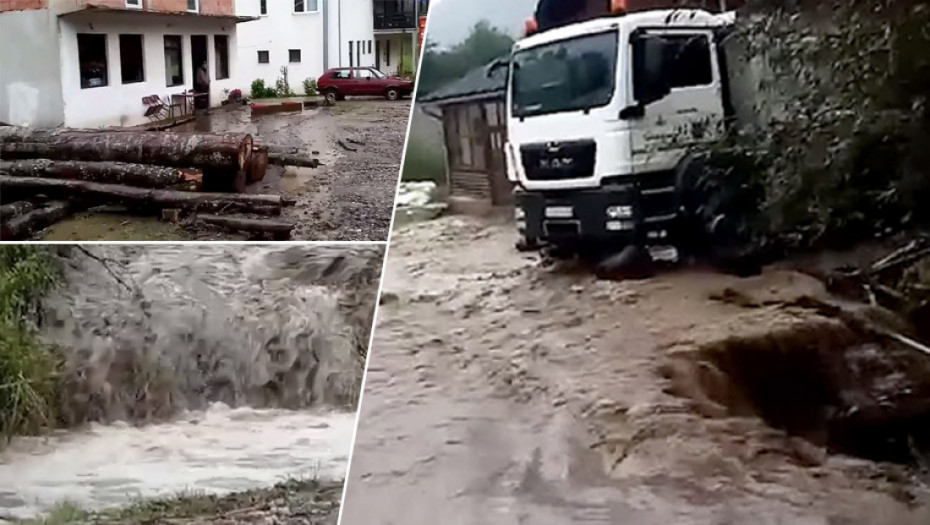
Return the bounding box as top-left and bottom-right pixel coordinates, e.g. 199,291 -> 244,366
0,244 -> 383,522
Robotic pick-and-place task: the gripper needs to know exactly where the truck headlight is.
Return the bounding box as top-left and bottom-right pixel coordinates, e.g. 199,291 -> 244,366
606,205 -> 633,219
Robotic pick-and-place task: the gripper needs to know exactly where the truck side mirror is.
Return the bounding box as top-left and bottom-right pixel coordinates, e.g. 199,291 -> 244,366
486,58 -> 509,78
631,34 -> 671,106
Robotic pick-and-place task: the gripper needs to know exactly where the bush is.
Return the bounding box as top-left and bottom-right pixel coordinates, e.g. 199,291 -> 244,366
303,78 -> 318,96
250,79 -> 269,99
0,246 -> 61,445
275,66 -> 296,97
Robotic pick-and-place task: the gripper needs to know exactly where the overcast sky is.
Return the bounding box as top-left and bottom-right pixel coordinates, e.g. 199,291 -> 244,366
426,0 -> 538,48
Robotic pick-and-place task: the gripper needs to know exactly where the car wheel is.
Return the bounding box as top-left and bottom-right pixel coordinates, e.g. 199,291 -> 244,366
324,89 -> 338,105
385,88 -> 399,101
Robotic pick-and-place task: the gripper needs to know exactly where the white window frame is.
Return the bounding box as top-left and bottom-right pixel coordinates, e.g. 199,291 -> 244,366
126,0 -> 142,9
187,0 -> 199,13
293,0 -> 319,14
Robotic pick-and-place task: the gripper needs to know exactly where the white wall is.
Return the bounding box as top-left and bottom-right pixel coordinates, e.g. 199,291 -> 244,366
0,10 -> 65,127
236,0 -> 324,95
58,11 -> 242,128
326,0 -> 374,69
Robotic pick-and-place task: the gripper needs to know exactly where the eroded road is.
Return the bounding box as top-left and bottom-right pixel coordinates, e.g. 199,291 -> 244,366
341,215 -> 930,525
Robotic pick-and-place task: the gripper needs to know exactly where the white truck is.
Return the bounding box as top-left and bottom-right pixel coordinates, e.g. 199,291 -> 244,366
492,8 -> 744,274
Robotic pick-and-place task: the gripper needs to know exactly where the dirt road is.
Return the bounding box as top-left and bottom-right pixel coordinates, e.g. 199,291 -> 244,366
41,98 -> 409,241
341,215 -> 930,524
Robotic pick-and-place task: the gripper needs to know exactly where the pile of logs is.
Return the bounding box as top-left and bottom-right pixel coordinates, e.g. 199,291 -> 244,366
0,126 -> 297,240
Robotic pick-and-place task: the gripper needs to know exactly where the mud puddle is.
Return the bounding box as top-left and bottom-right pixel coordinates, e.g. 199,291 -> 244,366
343,215 -> 930,524
0,405 -> 354,520
42,212 -> 191,241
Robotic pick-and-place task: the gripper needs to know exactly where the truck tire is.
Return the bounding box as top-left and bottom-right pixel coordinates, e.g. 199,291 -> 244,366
595,245 -> 654,280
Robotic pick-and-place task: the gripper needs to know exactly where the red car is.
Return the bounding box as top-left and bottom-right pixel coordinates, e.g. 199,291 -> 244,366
317,67 -> 414,103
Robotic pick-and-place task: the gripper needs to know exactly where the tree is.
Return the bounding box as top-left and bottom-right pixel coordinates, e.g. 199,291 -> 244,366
417,20 -> 515,95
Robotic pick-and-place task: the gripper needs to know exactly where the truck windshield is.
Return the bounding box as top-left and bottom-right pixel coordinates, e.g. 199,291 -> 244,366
511,30 -> 618,118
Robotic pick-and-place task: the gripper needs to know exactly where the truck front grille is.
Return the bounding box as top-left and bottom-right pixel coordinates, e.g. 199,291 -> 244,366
520,140 -> 596,181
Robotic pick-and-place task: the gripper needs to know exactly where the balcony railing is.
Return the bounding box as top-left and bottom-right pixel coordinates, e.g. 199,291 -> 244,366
373,0 -> 429,30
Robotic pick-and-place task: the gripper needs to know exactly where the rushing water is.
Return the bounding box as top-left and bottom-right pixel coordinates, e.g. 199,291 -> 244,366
0,405 -> 355,520
0,245 -> 381,520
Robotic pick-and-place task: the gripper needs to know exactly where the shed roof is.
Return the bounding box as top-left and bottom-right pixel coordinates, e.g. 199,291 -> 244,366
418,57 -> 508,106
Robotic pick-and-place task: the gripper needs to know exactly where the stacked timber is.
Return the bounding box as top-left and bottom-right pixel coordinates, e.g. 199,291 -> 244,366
0,126 -> 304,239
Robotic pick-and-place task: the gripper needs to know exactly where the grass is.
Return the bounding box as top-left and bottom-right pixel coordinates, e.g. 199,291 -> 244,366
0,246 -> 61,445
14,477 -> 342,525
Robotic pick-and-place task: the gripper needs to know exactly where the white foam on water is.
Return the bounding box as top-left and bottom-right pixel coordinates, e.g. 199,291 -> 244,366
0,404 -> 355,520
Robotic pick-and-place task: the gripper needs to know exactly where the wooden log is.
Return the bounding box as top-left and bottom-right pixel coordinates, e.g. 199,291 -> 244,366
249,147 -> 269,182
267,152 -> 320,168
0,176 -> 282,215
0,127 -> 253,172
1,159 -> 200,189
0,200 -> 71,240
196,214 -> 295,239
0,200 -> 38,220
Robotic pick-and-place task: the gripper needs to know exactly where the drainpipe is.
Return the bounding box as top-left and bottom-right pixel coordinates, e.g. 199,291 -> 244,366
338,0 -> 342,67
323,0 -> 329,70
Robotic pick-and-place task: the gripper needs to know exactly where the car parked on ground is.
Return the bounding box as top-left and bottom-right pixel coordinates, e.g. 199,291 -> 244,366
317,67 -> 414,103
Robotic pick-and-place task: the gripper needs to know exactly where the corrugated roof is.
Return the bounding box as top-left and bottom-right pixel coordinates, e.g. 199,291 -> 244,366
418,57 -> 508,105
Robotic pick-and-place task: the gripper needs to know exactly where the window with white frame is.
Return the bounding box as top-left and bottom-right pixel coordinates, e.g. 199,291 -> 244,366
294,0 -> 319,13
187,0 -> 199,12
126,0 -> 142,8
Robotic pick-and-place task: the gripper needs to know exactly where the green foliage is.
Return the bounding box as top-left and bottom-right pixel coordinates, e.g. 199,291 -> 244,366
705,1 -> 930,250
0,246 -> 61,445
418,20 -> 514,95
303,77 -> 318,96
401,137 -> 445,184
250,78 -> 275,99
275,66 -> 297,97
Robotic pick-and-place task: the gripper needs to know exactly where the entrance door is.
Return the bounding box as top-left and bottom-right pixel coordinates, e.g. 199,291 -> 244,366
191,35 -> 209,110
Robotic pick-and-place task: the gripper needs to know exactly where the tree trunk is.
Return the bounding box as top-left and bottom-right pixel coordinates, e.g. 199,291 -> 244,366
267,152 -> 320,168
249,147 -> 270,182
0,159 -> 202,189
0,176 -> 282,215
0,200 -> 38,220
0,200 -> 71,240
0,127 -> 253,172
196,214 -> 295,239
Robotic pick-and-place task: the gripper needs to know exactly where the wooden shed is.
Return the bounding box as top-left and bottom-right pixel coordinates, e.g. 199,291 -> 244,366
419,59 -> 513,209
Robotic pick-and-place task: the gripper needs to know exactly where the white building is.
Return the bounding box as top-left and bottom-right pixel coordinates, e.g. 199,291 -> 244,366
236,0 -> 375,96
0,0 -> 255,128
372,0 -> 425,77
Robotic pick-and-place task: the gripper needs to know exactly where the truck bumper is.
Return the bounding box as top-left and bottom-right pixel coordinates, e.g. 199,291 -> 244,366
514,180 -> 679,247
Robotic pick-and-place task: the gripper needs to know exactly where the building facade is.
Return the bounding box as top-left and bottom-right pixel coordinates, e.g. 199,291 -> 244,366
236,0 -> 375,96
373,0 -> 425,77
0,0 -> 252,128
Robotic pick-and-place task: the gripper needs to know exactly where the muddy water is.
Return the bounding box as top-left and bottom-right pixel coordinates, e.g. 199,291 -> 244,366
0,245 -> 381,520
0,406 -> 354,520
342,216 -> 930,525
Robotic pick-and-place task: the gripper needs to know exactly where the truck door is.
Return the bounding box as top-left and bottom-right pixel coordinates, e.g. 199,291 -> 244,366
627,29 -> 725,175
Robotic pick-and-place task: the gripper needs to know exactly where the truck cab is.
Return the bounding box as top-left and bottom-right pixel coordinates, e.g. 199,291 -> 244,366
501,9 -> 733,256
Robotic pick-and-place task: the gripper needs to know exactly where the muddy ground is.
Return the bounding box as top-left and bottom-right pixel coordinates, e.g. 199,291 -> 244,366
341,215 -> 930,524
39,98 -> 410,242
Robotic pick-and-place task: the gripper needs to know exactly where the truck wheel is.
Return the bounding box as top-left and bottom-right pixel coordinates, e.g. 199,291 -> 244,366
515,236 -> 540,252
385,88 -> 400,101
324,89 -> 339,105
596,245 -> 654,280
